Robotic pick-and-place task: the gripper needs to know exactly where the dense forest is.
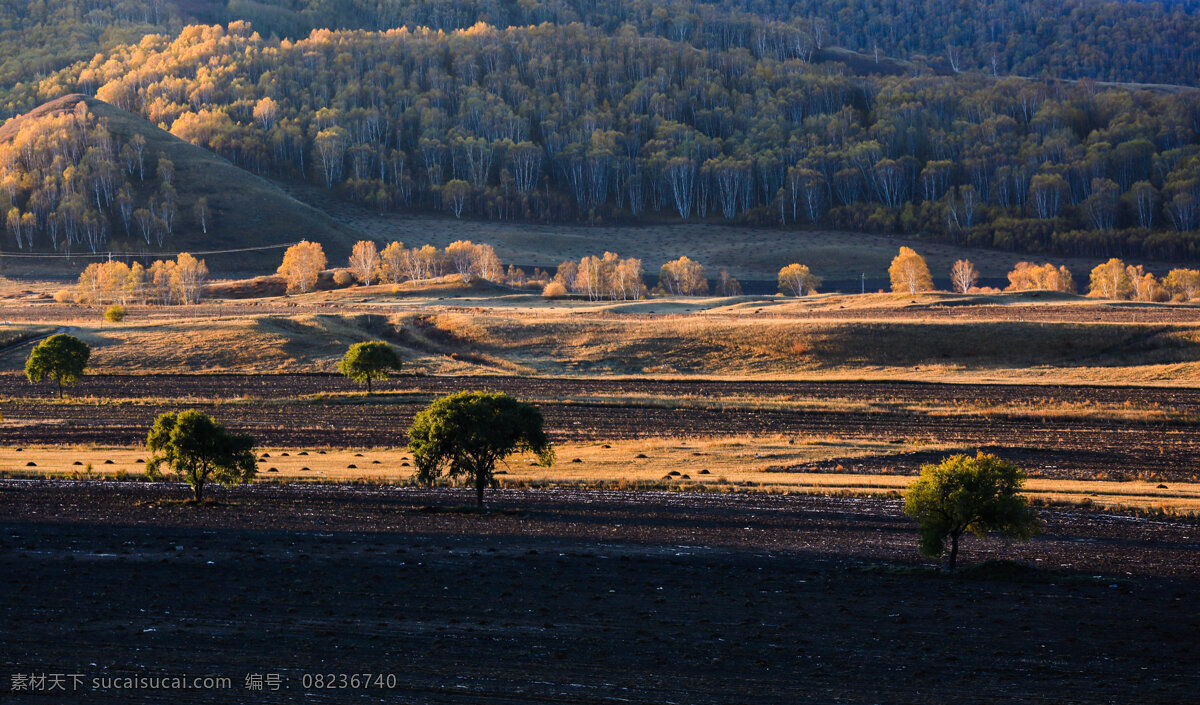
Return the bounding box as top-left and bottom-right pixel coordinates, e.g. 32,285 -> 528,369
5,0 -> 1200,118
5,2 -> 1200,260
24,20 -> 1200,259
218,0 -> 1200,86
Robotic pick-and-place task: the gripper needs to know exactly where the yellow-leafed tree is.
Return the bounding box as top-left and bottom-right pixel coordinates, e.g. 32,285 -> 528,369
348,240 -> 380,285
278,240 -> 327,294
889,247 -> 933,294
377,241 -> 408,285
1087,258 -> 1132,299
778,263 -> 821,296
659,256 -> 708,296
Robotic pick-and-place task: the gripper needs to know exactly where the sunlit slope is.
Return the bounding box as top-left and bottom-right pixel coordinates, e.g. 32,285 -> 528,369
0,94 -> 359,270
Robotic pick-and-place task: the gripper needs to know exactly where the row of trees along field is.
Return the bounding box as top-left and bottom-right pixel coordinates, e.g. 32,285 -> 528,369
276,239 -> 552,293
69,239 -> 1200,305
891,246 -> 1200,302
1,102 -> 204,253
30,22 -> 1200,260
282,239 -> 1200,304
69,253 -> 208,305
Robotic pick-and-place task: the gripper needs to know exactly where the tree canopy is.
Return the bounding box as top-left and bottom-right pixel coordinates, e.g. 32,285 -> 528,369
277,240 -> 327,293
888,247 -> 933,294
408,391 -> 554,508
146,409 -> 257,503
338,341 -> 402,393
778,263 -> 821,296
25,333 -> 90,397
903,452 -> 1041,570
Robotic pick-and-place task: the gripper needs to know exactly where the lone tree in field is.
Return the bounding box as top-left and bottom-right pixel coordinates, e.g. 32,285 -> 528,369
949,259 -> 978,294
25,333 -> 90,398
339,341 -> 402,393
889,247 -> 934,294
348,240 -> 380,285
778,263 -> 821,296
277,240 -> 327,294
146,410 -> 256,503
409,391 -> 554,509
903,452 -> 1041,570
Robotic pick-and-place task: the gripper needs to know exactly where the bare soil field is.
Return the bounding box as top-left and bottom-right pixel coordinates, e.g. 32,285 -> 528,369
2,482 -> 1197,704
3,373 -> 1199,481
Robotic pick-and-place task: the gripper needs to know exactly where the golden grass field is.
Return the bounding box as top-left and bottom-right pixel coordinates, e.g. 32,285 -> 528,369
3,284 -> 1200,385
5,279 -> 1200,519
5,439 -> 1198,514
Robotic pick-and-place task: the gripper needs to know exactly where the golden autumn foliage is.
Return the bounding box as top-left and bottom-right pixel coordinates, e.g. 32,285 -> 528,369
659,256 -> 708,296
348,240 -> 380,285
1006,262 -> 1075,293
76,253 -> 206,305
277,240 -> 327,294
888,247 -> 933,295
777,263 -> 821,297
553,252 -> 647,301
1164,268 -> 1200,301
445,240 -> 502,284
1087,259 -> 1133,300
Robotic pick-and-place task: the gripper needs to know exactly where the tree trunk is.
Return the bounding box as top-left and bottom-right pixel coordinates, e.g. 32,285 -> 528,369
367,377 -> 372,394
193,478 -> 204,504
57,379 -> 63,398
947,532 -> 960,570
475,474 -> 485,509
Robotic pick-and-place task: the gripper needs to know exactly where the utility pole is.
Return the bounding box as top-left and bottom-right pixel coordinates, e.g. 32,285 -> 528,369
861,272 -> 865,294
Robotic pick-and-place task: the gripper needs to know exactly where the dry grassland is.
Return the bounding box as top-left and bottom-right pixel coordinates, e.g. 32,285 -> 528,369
3,288 -> 1200,384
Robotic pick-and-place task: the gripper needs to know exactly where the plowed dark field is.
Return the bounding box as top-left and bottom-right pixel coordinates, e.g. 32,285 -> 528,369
3,373 -> 1199,479
2,481 -> 1198,704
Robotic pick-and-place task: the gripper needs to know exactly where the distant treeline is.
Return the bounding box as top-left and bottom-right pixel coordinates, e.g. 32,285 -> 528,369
195,0 -> 1200,87
5,0 -> 1200,112
24,22 -> 1200,261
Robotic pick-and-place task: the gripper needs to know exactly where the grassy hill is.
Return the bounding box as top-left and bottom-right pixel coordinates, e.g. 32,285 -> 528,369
0,94 -> 361,276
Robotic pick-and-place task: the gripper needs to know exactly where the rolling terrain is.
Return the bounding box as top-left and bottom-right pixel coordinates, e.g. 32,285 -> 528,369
3,3 -> 1200,703
0,94 -> 358,275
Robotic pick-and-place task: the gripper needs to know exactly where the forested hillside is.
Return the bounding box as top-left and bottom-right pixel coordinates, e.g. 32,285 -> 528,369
4,0 -> 1195,106
4,0 -> 1200,116
4,1 -> 1200,262
0,93 -> 353,255
30,21 -> 1200,260
219,0 -> 1200,86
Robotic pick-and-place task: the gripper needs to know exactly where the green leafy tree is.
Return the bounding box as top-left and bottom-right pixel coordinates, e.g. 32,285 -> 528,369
903,452 -> 1041,569
408,391 -> 555,509
146,410 -> 256,503
338,340 -> 402,393
104,304 -> 126,322
25,333 -> 90,398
